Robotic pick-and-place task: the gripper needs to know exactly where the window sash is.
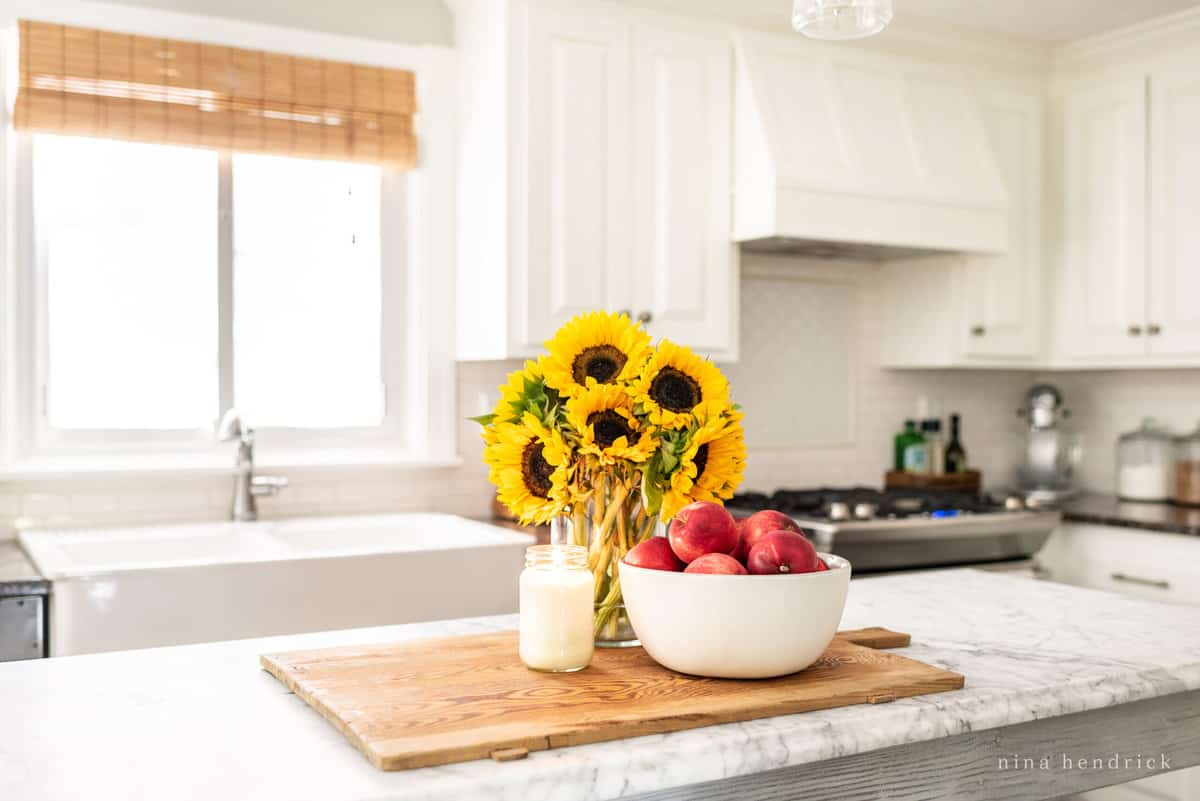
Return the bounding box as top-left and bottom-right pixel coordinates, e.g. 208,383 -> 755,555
21,134 -> 409,456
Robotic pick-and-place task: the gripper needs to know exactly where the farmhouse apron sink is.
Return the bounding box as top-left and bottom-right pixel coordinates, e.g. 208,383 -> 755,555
19,514 -> 534,656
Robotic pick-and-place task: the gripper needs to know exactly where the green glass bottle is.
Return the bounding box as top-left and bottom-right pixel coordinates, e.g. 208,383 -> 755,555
894,420 -> 920,471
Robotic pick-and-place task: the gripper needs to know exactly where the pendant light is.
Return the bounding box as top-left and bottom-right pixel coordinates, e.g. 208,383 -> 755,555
793,0 -> 894,40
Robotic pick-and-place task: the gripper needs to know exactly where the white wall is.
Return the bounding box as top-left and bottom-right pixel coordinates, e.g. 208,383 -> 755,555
99,0 -> 454,44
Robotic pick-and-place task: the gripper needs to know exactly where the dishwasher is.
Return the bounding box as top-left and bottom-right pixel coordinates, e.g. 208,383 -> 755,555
0,595 -> 46,661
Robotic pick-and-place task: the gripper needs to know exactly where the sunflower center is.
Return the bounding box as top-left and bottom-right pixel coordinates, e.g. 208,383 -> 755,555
521,441 -> 554,498
572,345 -> 626,386
693,443 -> 710,480
588,410 -> 633,449
649,367 -> 701,412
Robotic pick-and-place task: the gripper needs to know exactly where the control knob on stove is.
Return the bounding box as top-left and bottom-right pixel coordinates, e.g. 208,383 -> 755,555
853,502 -> 877,520
828,501 -> 851,521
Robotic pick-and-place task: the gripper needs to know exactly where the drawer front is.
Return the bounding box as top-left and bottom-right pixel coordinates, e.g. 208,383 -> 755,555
0,595 -> 45,661
1038,524 -> 1200,606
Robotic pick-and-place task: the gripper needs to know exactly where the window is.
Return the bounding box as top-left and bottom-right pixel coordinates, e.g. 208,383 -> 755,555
21,134 -> 407,460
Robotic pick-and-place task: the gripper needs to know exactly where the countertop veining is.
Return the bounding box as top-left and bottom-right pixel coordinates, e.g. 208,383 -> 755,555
1061,492 -> 1200,536
2,569 -> 1200,801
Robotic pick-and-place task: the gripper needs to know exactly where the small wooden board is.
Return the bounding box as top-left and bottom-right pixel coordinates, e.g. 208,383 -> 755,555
262,626 -> 963,771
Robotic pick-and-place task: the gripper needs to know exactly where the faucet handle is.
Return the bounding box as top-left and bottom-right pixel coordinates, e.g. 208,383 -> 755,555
251,475 -> 288,497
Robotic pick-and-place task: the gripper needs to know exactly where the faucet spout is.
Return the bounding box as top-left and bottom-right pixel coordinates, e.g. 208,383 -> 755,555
216,409 -> 287,522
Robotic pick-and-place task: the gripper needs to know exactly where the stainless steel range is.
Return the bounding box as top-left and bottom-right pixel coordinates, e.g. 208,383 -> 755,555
730,487 -> 1061,574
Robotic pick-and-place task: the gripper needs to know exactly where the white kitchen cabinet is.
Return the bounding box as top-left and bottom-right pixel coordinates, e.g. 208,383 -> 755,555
453,0 -> 737,361
879,84 -> 1043,368
632,25 -> 735,352
1148,55 -> 1200,360
1054,78 -> 1148,364
1052,58 -> 1200,368
522,6 -> 633,345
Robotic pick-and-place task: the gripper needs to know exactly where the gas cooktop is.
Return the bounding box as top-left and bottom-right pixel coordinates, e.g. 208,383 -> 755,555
728,486 -> 1061,574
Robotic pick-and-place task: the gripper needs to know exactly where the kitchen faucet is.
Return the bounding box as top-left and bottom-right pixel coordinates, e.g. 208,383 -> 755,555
216,409 -> 289,522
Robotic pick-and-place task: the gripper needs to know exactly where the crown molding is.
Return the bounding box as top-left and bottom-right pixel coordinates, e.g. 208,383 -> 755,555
1053,4 -> 1200,73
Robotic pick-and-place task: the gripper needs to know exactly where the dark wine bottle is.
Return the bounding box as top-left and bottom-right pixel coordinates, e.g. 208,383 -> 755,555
945,413 -> 968,474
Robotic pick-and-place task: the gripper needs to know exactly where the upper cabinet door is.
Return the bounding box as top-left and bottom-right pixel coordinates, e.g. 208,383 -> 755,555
1057,78 -> 1148,362
1148,58 -> 1200,358
962,87 -> 1043,362
630,24 -> 735,356
520,7 -> 632,348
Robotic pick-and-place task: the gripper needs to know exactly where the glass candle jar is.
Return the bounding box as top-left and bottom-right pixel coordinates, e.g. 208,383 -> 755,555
1116,418 -> 1174,502
519,544 -> 593,673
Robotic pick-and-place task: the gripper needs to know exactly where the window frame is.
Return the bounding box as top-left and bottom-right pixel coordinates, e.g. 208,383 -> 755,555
0,4 -> 458,475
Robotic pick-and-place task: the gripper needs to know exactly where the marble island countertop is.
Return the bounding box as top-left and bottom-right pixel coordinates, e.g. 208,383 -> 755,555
4,569 -> 1200,801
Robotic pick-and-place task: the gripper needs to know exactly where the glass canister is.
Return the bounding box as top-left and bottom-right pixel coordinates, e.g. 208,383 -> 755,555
1174,422 -> 1200,507
1116,418 -> 1174,502
518,544 -> 593,673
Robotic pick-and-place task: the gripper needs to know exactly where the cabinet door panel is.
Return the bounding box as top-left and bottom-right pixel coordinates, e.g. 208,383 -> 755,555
632,25 -> 734,355
1149,59 -> 1200,358
522,8 -> 631,347
1057,79 -> 1147,362
962,89 -> 1041,361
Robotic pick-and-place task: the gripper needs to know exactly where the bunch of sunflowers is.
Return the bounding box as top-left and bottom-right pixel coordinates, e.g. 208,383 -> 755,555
477,311 -> 745,638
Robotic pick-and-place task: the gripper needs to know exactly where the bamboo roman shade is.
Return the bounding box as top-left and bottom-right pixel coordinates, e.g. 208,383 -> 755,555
13,20 -> 418,168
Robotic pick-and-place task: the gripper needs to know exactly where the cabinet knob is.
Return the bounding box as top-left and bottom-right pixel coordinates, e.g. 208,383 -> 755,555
637,311 -> 653,324
969,325 -> 986,337
1127,324 -> 1144,337
1148,323 -> 1162,336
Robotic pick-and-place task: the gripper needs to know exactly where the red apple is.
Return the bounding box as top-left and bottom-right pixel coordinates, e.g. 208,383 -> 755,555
740,510 -> 804,560
814,557 -> 830,571
668,501 -> 739,564
747,530 -> 824,575
623,536 -> 684,572
684,552 -> 748,575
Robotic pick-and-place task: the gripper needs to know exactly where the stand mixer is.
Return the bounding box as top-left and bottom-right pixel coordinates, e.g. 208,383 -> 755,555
1015,384 -> 1082,506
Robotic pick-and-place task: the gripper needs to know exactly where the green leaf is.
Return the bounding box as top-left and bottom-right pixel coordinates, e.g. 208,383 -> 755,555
641,464 -> 663,518
469,413 -> 496,426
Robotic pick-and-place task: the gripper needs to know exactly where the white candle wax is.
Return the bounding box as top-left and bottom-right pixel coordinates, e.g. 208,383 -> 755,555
519,546 -> 593,672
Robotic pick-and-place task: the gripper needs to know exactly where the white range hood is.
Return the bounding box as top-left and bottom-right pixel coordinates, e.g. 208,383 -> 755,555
733,31 -> 1009,259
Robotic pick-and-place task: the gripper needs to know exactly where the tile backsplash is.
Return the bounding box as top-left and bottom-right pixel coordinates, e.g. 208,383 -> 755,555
7,252 -> 1189,540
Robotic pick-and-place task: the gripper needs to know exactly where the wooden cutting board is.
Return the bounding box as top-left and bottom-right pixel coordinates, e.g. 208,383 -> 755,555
262,627 -> 963,771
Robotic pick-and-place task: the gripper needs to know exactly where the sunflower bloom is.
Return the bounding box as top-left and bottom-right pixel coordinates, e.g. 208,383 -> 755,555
566,382 -> 656,465
542,311 -> 650,398
631,340 -> 729,430
484,415 -> 571,524
660,407 -> 746,521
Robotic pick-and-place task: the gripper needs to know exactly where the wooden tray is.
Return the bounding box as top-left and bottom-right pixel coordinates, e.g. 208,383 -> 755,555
885,469 -> 982,493
262,627 -> 963,771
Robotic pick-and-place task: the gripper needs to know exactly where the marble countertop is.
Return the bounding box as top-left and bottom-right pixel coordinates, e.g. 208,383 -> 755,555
3,569 -> 1200,801
0,542 -> 48,597
1062,492 -> 1200,536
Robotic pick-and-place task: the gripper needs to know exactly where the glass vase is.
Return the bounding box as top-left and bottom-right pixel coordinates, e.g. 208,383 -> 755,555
550,477 -> 659,648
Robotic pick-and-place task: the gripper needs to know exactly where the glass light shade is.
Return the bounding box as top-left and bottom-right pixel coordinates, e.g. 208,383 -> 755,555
793,0 -> 894,40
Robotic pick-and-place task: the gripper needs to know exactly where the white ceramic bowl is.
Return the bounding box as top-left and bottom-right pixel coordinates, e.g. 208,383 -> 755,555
620,553 -> 851,679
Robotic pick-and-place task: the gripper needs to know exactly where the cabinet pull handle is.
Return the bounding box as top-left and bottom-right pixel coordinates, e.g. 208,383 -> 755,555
637,311 -> 653,324
1147,323 -> 1162,336
1127,324 -> 1144,337
1110,571 -> 1169,590
970,325 -> 986,337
